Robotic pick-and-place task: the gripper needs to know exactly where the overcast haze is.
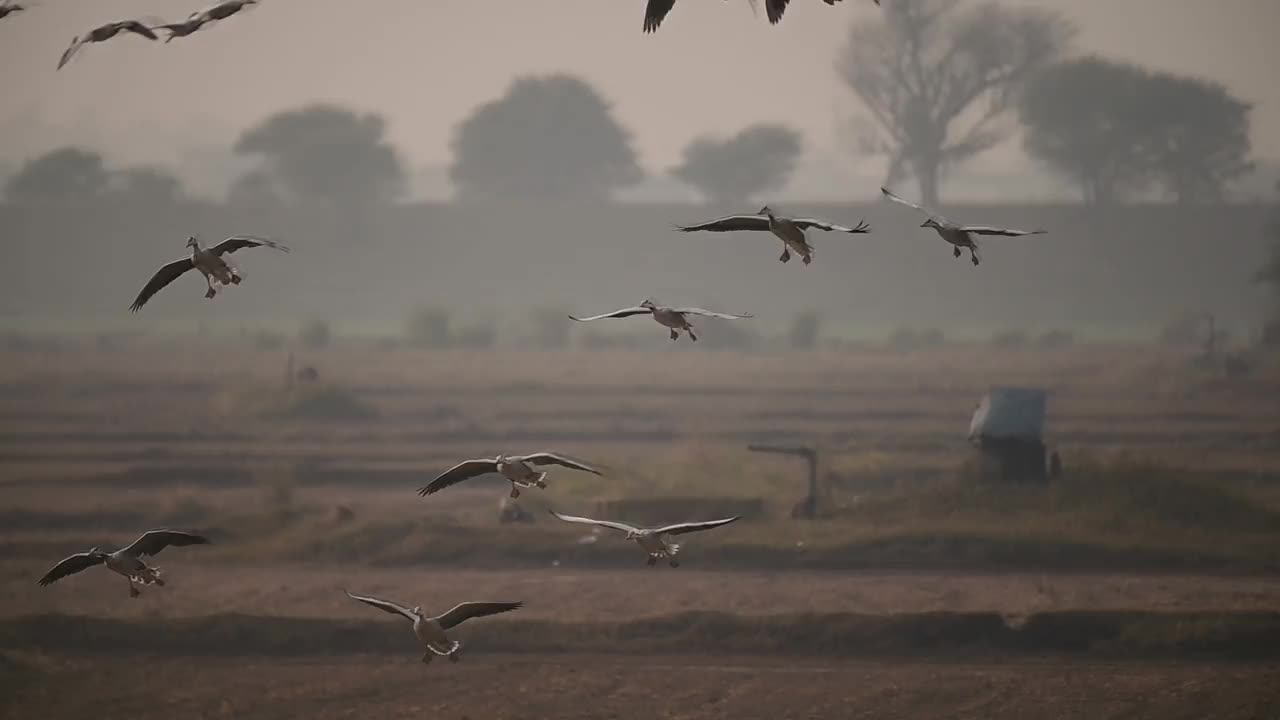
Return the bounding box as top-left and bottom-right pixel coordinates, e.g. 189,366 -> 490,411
1,0 -> 1279,200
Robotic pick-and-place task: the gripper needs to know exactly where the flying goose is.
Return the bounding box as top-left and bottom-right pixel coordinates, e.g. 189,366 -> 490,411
0,2 -> 26,21
345,590 -> 522,665
676,207 -> 870,265
880,187 -> 1046,266
57,20 -> 159,70
152,14 -> 211,41
644,0 -> 871,32
419,452 -> 603,499
129,235 -> 289,312
549,511 -> 739,567
569,299 -> 752,342
38,529 -> 210,597
198,0 -> 260,22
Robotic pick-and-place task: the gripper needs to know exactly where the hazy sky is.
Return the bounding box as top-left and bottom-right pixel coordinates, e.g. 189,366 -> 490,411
1,0 -> 1278,200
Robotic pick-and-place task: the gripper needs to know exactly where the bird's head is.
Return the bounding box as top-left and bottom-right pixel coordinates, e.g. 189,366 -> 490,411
639,298 -> 657,310
920,218 -> 940,230
411,605 -> 422,616
758,205 -> 774,217
88,546 -> 104,557
185,236 -> 200,249
624,530 -> 641,541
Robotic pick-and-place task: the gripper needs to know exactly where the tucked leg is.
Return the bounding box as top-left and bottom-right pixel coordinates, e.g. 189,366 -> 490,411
969,249 -> 980,266
646,555 -> 657,566
669,558 -> 680,568
127,578 -> 140,598
953,246 -> 962,258
687,328 -> 698,342
421,651 -> 433,664
802,254 -> 812,265
779,248 -> 791,263
509,485 -> 520,499
535,473 -> 548,489
669,329 -> 678,341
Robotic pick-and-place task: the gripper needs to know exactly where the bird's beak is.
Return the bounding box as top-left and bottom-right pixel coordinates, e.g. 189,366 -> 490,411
919,220 -> 931,228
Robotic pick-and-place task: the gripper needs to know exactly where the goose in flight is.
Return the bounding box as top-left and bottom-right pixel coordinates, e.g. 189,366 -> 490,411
129,235 -> 289,312
880,187 -> 1046,266
644,0 -> 870,32
549,511 -> 739,567
569,299 -> 752,342
199,0 -> 260,22
57,20 -> 158,70
418,452 -> 603,499
345,590 -> 522,665
677,207 -> 870,265
152,13 -> 211,41
0,2 -> 26,21
38,529 -> 210,598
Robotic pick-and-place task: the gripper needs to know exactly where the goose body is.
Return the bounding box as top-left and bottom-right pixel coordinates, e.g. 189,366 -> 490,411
549,511 -> 740,567
881,187 -> 1046,266
37,529 -> 210,598
58,20 -> 158,70
129,235 -> 289,312
569,299 -> 753,342
419,452 -> 602,499
677,207 -> 870,265
345,590 -> 522,665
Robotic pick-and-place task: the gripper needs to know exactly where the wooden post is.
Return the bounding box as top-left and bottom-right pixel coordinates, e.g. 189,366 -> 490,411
747,444 -> 819,519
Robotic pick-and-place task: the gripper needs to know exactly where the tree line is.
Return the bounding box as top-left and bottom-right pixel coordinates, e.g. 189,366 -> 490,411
1,0 -> 1258,210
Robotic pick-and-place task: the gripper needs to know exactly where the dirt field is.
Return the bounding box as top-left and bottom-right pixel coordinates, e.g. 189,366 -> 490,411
5,653 -> 1278,720
2,344 -> 1278,718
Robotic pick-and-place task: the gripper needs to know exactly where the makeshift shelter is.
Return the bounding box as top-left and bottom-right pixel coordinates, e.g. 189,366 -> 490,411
968,386 -> 1049,482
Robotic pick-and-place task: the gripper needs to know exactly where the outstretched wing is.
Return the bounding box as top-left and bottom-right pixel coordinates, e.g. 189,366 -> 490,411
672,308 -> 754,320
643,0 -> 677,32
654,516 -> 741,536
129,258 -> 195,312
119,20 -> 158,39
959,226 -> 1047,237
417,459 -> 500,496
568,307 -> 652,322
345,590 -> 417,621
210,235 -> 290,256
880,187 -> 942,220
38,552 -> 105,586
433,601 -> 523,630
675,215 -> 771,233
56,36 -> 84,70
520,453 -> 602,475
791,218 -> 870,234
122,529 -> 210,558
765,0 -> 789,23
548,510 -> 639,535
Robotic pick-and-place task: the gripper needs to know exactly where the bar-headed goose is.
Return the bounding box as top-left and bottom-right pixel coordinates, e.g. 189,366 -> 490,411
549,511 -> 739,567
38,529 -> 210,598
57,20 -> 158,70
419,452 -> 602,499
345,590 -> 522,665
677,207 -> 870,265
129,235 -> 289,312
152,13 -> 211,41
881,187 -> 1046,266
569,299 -> 752,341
0,2 -> 26,21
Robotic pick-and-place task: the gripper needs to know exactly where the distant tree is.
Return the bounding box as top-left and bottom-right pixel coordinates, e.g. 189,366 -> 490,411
837,0 -> 1071,206
674,124 -> 803,205
111,166 -> 186,205
226,169 -> 283,208
1020,58 -> 1156,205
1143,72 -> 1253,204
1257,182 -> 1280,345
234,104 -> 407,206
449,74 -> 643,202
1022,57 -> 1253,205
4,147 -> 110,204
787,310 -> 822,350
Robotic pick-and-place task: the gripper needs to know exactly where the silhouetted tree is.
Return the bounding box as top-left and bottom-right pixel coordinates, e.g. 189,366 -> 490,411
1143,72 -> 1253,204
449,74 -> 642,202
837,0 -> 1071,206
1257,182 -> 1280,345
1022,57 -> 1253,205
234,104 -> 407,206
674,124 -> 803,205
111,166 -> 186,205
4,147 -> 110,204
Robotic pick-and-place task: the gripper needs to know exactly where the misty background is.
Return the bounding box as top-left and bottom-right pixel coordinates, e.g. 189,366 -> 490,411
3,0 -> 1280,344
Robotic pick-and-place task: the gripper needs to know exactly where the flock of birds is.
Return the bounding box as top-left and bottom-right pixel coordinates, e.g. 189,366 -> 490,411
28,0 -> 1052,667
